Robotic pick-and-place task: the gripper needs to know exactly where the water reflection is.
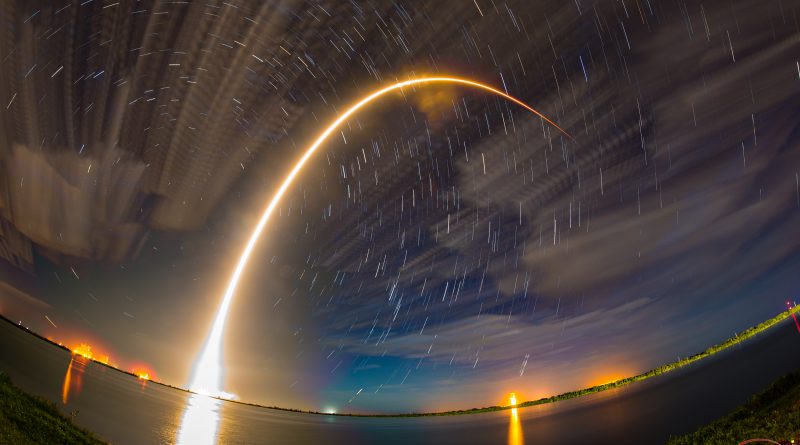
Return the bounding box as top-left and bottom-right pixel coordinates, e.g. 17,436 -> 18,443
61,356 -> 88,404
176,393 -> 222,445
508,407 -> 525,445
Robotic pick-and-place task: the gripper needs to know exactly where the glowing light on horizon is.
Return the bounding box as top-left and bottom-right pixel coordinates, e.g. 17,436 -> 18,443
187,76 -> 572,398
508,392 -> 523,445
70,342 -> 110,364
590,369 -> 633,387
508,393 -> 518,407
131,365 -> 155,381
72,343 -> 94,360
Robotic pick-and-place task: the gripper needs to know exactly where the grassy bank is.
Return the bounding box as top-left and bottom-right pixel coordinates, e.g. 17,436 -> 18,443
0,372 -> 106,444
666,369 -> 800,444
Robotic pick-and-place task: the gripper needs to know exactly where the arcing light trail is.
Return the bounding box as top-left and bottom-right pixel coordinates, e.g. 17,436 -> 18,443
187,76 -> 573,397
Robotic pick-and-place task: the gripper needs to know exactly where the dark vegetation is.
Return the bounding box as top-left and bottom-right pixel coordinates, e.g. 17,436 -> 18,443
666,369 -> 800,444
0,372 -> 106,444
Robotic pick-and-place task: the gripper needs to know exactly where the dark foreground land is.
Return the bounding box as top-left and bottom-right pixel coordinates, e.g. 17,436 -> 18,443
666,369 -> 800,445
0,372 -> 105,444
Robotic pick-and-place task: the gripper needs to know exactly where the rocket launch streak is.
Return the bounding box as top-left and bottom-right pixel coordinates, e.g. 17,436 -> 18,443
187,76 -> 572,397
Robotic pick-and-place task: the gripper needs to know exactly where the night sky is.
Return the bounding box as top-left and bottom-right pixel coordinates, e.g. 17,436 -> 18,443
0,0 -> 799,414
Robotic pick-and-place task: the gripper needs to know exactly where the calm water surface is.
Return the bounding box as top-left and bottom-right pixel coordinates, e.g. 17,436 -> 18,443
1,318 -> 799,444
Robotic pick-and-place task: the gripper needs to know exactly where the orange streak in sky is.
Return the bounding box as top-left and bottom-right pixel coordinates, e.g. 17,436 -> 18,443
188,76 -> 573,396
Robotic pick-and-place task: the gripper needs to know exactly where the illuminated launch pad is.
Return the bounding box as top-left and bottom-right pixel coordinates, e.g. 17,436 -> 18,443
187,76 -> 572,398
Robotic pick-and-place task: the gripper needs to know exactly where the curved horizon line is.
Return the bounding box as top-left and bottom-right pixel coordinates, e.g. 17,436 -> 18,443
0,307 -> 794,416
186,305 -> 797,415
188,76 -> 574,396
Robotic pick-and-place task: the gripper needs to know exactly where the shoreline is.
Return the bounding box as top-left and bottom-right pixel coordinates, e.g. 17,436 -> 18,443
2,305 -> 798,417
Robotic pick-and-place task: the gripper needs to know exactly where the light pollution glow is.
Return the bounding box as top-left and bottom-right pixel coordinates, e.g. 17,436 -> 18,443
187,76 -> 572,399
71,343 -> 109,365
508,393 -> 523,445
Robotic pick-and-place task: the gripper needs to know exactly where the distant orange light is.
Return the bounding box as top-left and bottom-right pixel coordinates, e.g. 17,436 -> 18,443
508,392 -> 518,407
591,371 -> 630,387
508,391 -> 523,445
131,366 -> 155,381
69,341 -> 114,365
72,343 -> 94,360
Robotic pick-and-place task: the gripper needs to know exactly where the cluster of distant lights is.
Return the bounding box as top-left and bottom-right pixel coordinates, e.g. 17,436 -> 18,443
54,338 -> 153,381
71,343 -> 107,363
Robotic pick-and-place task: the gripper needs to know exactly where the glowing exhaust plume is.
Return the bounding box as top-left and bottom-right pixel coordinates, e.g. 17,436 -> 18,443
187,76 -> 573,397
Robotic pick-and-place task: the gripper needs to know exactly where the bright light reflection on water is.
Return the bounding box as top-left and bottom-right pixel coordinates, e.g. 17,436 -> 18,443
509,407 -> 524,445
61,356 -> 88,404
176,393 -> 222,445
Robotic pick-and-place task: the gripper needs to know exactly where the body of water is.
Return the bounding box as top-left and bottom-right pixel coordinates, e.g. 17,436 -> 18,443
1,317 -> 799,444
